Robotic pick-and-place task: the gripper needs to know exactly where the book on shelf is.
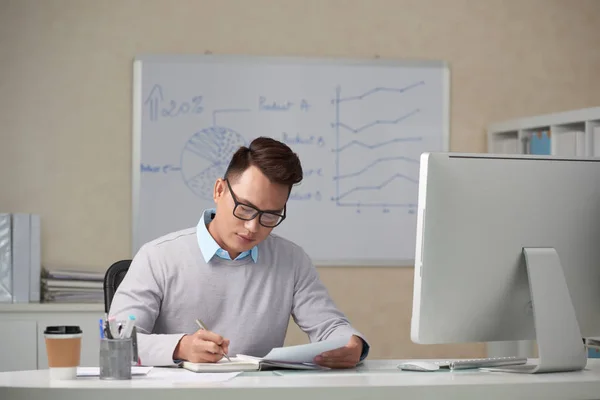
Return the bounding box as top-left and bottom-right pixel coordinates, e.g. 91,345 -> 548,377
593,125 -> 600,157
551,130 -> 585,157
529,130 -> 551,155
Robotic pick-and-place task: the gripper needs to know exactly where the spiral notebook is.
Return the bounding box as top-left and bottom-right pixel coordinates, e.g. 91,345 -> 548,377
182,336 -> 349,372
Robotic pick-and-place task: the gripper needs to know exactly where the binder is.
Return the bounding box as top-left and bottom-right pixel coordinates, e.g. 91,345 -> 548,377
11,213 -> 30,303
0,214 -> 12,303
593,126 -> 600,157
29,214 -> 41,302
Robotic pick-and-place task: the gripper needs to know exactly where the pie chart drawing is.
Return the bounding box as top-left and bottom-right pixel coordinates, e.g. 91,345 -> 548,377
180,126 -> 247,199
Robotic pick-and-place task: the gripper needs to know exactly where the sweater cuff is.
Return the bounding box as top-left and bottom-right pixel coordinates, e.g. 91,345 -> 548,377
326,327 -> 370,361
138,333 -> 186,366
358,337 -> 370,361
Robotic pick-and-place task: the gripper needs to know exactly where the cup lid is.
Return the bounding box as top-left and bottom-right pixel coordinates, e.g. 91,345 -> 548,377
44,326 -> 82,335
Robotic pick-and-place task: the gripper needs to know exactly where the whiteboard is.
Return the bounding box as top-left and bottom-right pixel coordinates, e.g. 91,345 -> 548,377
132,55 -> 449,266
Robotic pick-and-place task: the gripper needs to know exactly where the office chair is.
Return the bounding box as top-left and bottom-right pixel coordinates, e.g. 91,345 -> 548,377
103,259 -> 131,314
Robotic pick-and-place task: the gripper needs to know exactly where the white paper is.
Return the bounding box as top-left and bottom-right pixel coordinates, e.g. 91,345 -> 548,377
76,366 -> 153,376
262,336 -> 350,363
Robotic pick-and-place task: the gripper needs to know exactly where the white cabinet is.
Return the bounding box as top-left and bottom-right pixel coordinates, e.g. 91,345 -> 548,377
0,303 -> 104,372
0,320 -> 37,372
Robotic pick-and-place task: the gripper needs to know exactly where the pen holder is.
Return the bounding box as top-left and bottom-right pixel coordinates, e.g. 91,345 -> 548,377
99,338 -> 132,380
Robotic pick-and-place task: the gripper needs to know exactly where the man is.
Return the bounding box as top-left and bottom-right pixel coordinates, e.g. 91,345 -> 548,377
110,136 -> 369,368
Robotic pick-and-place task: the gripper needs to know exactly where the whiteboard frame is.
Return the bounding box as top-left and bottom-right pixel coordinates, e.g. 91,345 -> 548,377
131,54 -> 450,267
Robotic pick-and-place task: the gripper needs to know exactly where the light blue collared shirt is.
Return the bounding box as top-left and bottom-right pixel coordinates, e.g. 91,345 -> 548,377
196,208 -> 258,263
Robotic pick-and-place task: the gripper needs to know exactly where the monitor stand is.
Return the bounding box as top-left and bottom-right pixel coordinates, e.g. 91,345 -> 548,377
485,247 -> 587,374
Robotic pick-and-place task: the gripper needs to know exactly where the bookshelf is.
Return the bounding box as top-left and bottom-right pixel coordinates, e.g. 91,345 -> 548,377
487,107 -> 600,157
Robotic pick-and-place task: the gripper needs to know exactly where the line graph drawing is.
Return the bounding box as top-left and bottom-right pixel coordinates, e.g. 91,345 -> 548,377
337,202 -> 416,208
333,137 -> 422,152
336,81 -> 424,103
335,174 -> 418,201
332,83 -> 424,209
333,156 -> 419,181
333,109 -> 420,133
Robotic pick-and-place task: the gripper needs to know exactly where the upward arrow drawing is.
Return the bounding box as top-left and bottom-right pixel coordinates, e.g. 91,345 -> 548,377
144,84 -> 164,121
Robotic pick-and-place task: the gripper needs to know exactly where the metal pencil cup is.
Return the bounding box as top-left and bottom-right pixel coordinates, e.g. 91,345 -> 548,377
99,338 -> 132,380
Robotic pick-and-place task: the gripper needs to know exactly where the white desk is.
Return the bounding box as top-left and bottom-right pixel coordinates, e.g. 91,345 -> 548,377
2,359 -> 600,400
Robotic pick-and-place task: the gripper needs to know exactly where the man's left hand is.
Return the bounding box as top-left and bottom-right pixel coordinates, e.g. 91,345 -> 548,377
314,335 -> 363,369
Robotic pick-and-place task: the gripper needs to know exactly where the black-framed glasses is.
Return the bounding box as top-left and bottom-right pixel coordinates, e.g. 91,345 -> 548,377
225,179 -> 286,228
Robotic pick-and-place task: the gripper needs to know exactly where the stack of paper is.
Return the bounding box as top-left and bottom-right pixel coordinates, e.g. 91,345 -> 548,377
41,268 -> 104,303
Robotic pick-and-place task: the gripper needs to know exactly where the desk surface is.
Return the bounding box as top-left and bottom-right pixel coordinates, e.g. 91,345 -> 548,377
2,359 -> 600,400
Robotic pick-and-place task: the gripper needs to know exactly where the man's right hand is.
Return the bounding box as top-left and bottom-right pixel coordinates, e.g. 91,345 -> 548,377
173,329 -> 230,363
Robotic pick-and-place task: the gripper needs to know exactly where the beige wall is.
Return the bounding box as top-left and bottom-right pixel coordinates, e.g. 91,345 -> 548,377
2,0 -> 600,359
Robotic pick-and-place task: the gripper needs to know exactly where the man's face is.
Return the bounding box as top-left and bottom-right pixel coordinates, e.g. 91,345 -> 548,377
212,165 -> 289,255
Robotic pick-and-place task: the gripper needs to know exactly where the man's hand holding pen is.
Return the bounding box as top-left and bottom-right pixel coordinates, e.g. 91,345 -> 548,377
173,326 -> 231,363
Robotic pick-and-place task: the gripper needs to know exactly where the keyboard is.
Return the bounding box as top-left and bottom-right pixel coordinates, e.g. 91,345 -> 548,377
433,356 -> 528,370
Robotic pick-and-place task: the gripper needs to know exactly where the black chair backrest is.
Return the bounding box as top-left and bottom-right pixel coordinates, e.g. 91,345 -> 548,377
103,259 -> 132,314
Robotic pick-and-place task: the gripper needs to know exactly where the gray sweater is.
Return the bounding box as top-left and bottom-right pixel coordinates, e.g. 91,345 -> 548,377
109,227 -> 369,366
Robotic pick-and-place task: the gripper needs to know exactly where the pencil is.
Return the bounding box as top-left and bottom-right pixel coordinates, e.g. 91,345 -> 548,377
195,318 -> 231,362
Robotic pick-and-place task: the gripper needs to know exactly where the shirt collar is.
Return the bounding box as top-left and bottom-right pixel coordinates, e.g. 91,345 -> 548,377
196,208 -> 258,263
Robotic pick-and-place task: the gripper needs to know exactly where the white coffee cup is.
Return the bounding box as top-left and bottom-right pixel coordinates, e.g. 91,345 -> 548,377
44,326 -> 83,380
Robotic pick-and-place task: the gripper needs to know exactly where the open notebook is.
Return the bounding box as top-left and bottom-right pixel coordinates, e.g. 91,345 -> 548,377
182,336 -> 349,372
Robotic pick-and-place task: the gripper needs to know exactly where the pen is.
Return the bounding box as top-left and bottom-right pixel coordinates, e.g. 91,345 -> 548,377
99,319 -> 104,339
104,319 -> 113,339
131,326 -> 139,364
195,318 -> 231,362
121,315 -> 136,339
108,317 -> 120,339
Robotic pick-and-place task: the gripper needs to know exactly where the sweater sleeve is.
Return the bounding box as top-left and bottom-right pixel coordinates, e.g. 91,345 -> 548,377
108,244 -> 185,366
290,247 -> 370,360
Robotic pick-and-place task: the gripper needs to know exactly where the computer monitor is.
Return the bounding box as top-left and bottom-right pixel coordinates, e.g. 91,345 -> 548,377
411,152 -> 600,373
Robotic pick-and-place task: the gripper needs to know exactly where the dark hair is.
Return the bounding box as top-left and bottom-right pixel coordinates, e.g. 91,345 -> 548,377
224,137 -> 303,191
